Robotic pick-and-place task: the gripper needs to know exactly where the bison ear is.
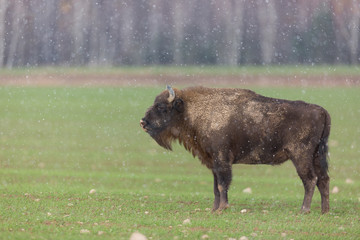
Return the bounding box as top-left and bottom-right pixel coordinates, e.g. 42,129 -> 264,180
166,85 -> 175,103
173,98 -> 184,113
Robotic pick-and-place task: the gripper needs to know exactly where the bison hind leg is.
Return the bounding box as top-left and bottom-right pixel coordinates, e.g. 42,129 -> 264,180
314,156 -> 330,214
291,156 -> 318,214
316,172 -> 329,214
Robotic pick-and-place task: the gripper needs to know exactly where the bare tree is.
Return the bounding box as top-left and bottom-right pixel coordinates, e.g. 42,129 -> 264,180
6,0 -> 26,68
257,0 -> 277,64
332,0 -> 360,64
107,2 -> 123,65
88,2 -> 101,65
98,1 -> 116,66
173,1 -> 185,65
73,0 -> 91,65
86,1 -> 113,65
148,0 -> 162,64
118,1 -> 135,64
38,0 -> 57,65
228,0 -> 245,65
0,0 -> 8,67
215,0 -> 245,65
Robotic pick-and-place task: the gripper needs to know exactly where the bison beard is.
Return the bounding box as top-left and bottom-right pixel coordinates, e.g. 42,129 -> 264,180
140,86 -> 331,214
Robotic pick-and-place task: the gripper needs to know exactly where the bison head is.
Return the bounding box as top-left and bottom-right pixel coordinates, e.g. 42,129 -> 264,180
140,86 -> 184,149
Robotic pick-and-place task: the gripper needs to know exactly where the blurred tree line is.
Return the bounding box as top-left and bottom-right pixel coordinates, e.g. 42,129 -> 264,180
0,0 -> 359,68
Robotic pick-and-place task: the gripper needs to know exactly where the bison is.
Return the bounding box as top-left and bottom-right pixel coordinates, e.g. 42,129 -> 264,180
140,86 -> 331,214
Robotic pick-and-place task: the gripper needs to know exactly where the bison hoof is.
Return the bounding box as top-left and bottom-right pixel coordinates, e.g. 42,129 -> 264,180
215,209 -> 224,214
212,203 -> 229,214
300,208 -> 311,214
217,203 -> 229,213
321,209 -> 330,214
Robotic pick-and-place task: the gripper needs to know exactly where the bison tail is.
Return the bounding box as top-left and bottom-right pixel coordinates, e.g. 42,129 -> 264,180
317,110 -> 331,173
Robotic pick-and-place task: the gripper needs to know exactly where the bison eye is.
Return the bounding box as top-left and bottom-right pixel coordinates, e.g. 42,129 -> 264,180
156,104 -> 167,113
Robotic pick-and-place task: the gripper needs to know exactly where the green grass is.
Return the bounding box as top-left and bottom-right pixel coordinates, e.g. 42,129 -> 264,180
0,86 -> 359,239
1,65 -> 360,77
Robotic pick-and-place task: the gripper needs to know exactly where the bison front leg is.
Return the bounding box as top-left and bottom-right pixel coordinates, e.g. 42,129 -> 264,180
212,160 -> 232,212
212,171 -> 220,211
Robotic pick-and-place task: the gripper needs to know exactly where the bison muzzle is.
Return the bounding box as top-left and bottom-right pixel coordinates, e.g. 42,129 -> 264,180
140,86 -> 331,214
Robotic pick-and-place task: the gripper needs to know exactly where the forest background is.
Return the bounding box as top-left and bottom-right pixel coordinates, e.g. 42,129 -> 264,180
0,0 -> 359,68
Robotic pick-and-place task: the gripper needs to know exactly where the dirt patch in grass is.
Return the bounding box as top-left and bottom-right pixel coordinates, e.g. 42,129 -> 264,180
1,73 -> 359,87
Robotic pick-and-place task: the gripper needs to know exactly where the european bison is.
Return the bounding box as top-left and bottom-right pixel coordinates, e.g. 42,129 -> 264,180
140,86 -> 331,214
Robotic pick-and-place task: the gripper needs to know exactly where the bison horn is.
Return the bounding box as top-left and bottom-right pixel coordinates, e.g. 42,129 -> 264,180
166,85 -> 175,103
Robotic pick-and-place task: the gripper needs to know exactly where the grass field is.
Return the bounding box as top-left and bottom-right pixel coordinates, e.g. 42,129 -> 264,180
0,78 -> 359,239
